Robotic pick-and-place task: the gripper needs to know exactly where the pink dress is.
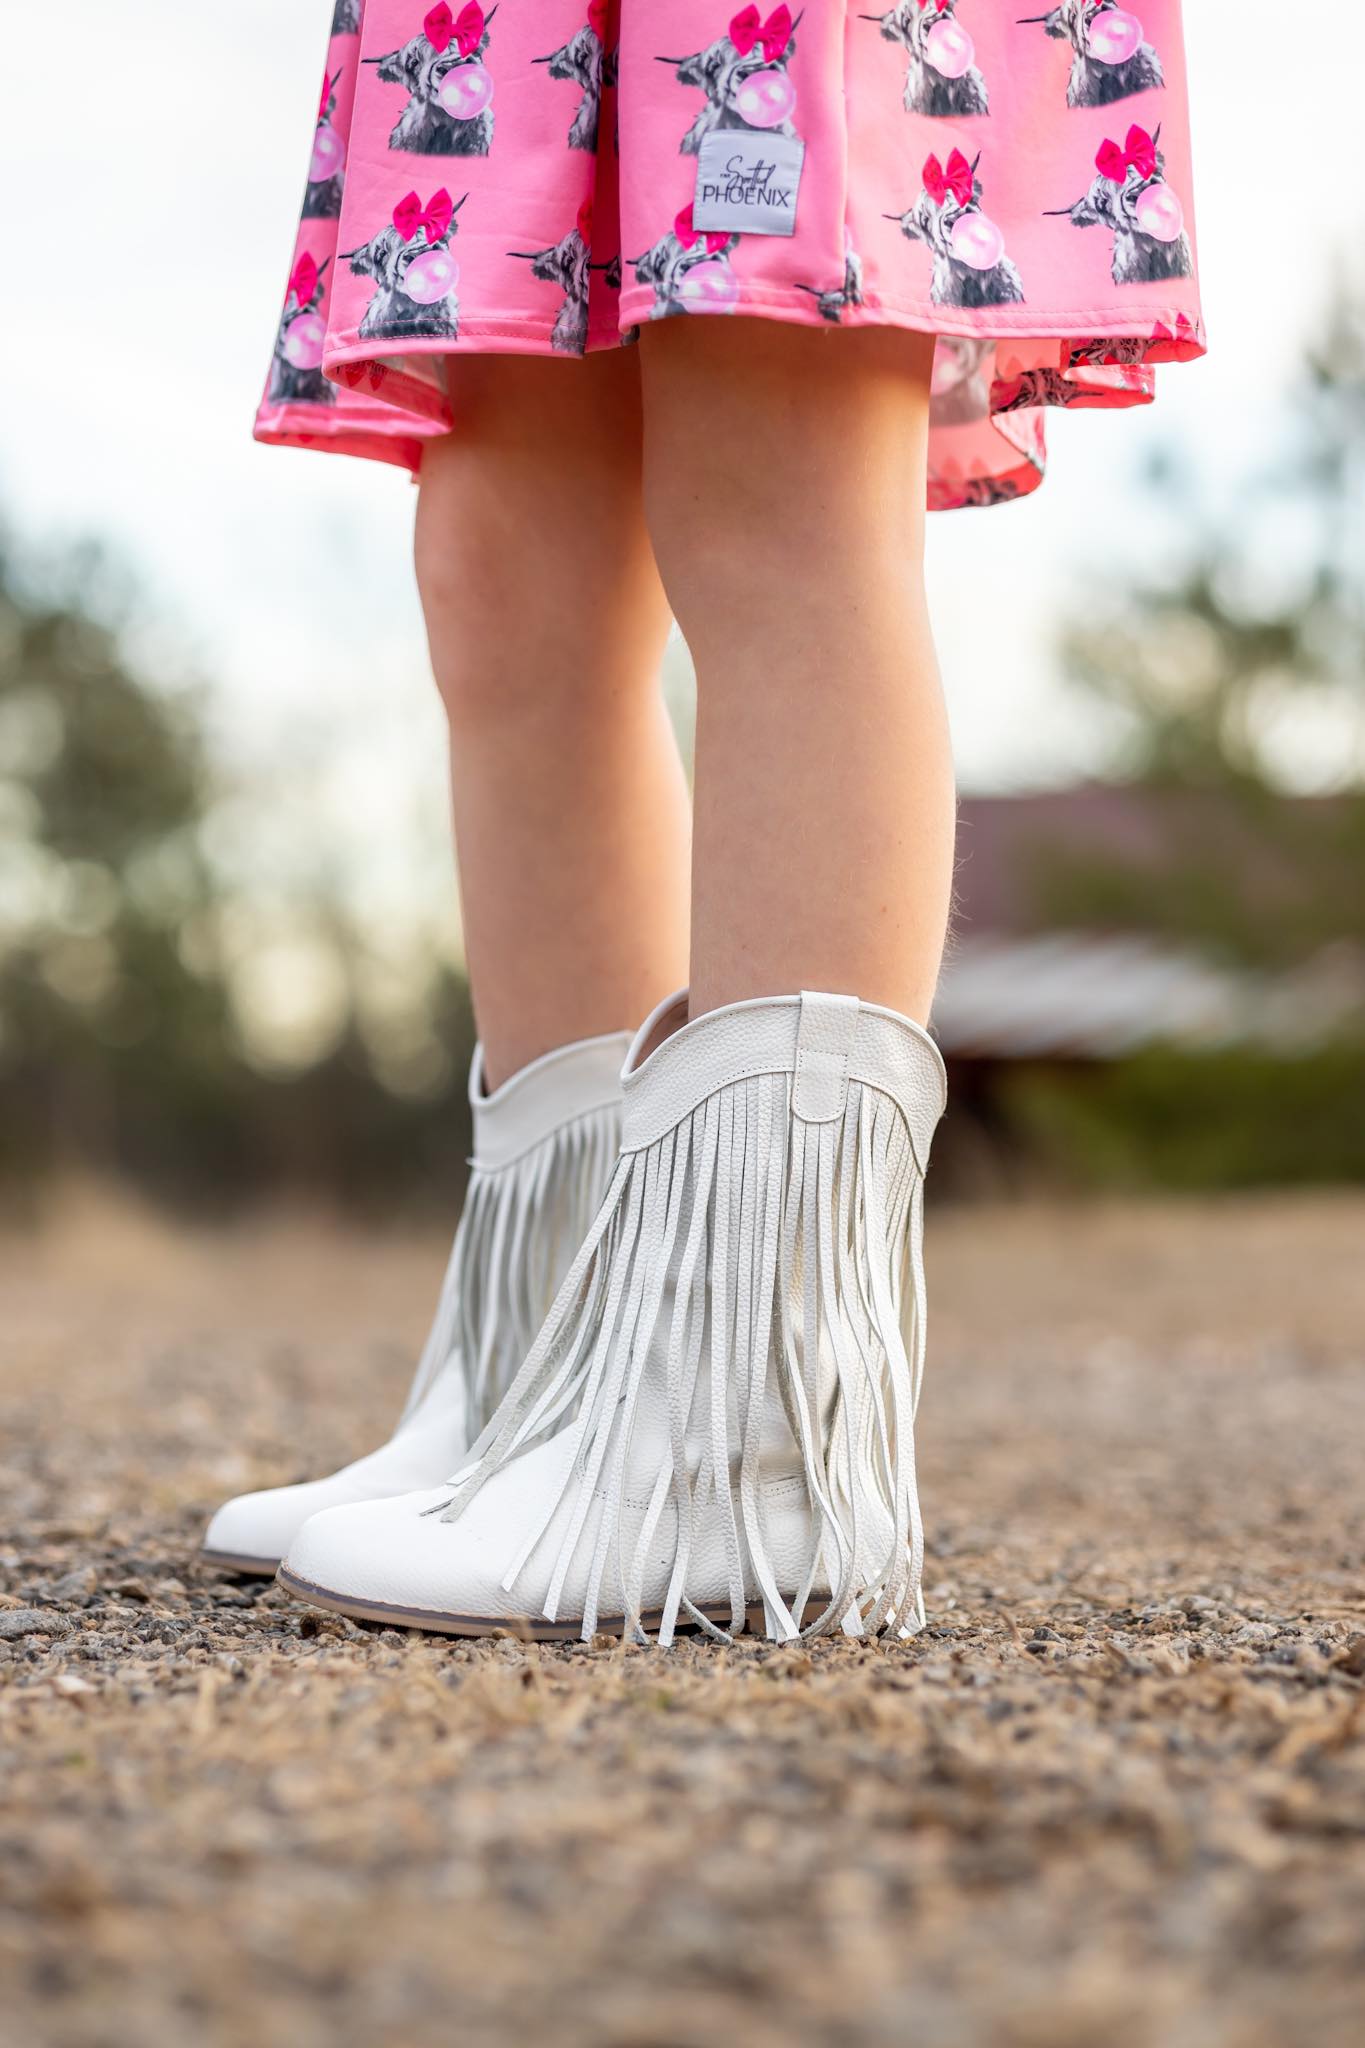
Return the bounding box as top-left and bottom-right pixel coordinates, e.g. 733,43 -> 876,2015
255,1 -> 1205,509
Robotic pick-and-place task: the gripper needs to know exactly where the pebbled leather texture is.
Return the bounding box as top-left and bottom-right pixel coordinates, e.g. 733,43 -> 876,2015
622,992 -> 947,1173
471,1029 -> 632,1172
283,988 -> 947,1641
792,992 -> 860,1124
202,1029 -> 629,1568
283,1450 -> 837,1627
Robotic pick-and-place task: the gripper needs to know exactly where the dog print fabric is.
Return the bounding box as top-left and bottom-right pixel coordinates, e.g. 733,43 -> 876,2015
256,0 -> 1204,509
659,7 -> 803,156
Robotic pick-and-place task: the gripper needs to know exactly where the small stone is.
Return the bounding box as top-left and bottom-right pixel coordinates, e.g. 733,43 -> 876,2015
1234,1623 -> 1278,1648
1334,1635 -> 1365,1677
0,1608 -> 72,1640
51,1568 -> 97,1601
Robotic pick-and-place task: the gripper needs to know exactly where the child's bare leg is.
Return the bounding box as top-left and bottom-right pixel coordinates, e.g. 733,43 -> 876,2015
639,321 -> 954,1026
416,350 -> 692,1087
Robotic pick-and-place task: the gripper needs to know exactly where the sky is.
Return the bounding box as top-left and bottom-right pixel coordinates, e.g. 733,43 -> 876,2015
0,1 -> 1359,944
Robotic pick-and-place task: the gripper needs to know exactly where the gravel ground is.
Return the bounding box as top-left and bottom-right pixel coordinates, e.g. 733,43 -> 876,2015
2,1187 -> 1363,2048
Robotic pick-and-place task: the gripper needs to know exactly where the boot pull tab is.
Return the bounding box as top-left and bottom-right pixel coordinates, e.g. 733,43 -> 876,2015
792,992 -> 860,1123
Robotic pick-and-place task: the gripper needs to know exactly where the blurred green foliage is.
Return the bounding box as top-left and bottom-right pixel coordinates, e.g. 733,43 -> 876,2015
1001,1045 -> 1365,1192
1033,286 -> 1365,971
0,534 -> 474,1211
990,283 -> 1365,1190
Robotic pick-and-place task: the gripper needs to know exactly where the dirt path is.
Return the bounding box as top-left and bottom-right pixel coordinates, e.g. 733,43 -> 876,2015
2,1191 -> 1363,2048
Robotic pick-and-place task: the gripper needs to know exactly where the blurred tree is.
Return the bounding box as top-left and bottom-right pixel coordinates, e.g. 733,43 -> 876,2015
0,533 -> 247,1195
1031,283 -> 1365,971
0,531 -> 473,1209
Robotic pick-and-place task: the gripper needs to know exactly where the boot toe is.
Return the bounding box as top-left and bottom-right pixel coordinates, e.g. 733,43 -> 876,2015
280,1487 -> 498,1621
277,1442 -> 819,1636
202,1483 -> 323,1572
280,1440 -> 588,1628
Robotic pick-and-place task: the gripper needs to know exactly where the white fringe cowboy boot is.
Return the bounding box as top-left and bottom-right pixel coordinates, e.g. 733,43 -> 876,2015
200,1030 -> 629,1573
279,989 -> 947,1642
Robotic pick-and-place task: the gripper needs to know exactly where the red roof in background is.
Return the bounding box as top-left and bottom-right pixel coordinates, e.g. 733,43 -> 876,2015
952,784 -> 1341,937
953,787 -> 1172,934
939,788 -> 1362,1058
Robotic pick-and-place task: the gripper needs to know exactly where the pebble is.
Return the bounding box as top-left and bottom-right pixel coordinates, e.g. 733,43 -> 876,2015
50,1568 -> 98,1600
0,1608 -> 72,1640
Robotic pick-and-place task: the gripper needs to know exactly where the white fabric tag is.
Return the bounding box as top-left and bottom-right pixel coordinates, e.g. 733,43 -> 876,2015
692,131 -> 805,239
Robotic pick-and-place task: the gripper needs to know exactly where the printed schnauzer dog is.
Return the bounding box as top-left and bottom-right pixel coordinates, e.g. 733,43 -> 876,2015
343,188 -> 466,341
364,3 -> 497,157
268,253 -> 335,406
928,336 -> 993,425
795,240 -> 865,323
889,148 -> 1025,307
332,0 -> 361,35
993,365 -> 1083,411
304,70 -> 346,219
631,208 -> 741,318
861,1 -> 990,118
1047,123 -> 1192,283
957,474 -> 1023,508
508,203 -> 620,354
1018,1 -> 1164,108
535,0 -> 613,152
1070,334 -> 1152,365
657,5 -> 802,156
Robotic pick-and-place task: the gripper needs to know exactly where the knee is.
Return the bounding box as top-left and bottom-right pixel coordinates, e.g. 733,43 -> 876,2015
415,502 -> 668,737
414,511 -> 563,732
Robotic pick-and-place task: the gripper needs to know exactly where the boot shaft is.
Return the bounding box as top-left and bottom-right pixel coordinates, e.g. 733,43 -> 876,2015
447,991 -> 947,1644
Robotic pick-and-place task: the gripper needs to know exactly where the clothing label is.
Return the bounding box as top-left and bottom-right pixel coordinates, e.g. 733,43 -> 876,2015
692,132 -> 805,239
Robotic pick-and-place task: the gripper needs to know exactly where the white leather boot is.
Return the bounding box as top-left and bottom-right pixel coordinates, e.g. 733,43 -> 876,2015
201,1030 -> 629,1572
279,989 -> 947,1642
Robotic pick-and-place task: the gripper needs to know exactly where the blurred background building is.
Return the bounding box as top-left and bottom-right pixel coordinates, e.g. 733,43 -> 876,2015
1,2 -> 1362,1208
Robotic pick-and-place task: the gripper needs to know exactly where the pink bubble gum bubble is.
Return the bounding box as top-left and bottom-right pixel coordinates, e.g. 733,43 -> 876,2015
403,247 -> 460,303
924,18 -> 976,80
734,68 -> 796,128
1134,180 -> 1184,243
1087,9 -> 1144,64
309,123 -> 346,182
282,312 -> 327,371
950,211 -> 1005,271
930,337 -> 973,396
678,260 -> 741,313
438,61 -> 494,118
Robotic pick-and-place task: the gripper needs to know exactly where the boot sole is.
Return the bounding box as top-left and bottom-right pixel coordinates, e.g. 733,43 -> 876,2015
202,1548 -> 282,1578
276,1563 -> 777,1641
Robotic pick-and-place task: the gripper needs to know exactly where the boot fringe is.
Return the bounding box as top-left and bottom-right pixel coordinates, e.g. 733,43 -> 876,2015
441,1067 -> 931,1647
398,1101 -> 622,1435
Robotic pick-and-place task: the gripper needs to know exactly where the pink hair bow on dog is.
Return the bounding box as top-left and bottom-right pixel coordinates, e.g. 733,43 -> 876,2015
288,252 -> 320,305
674,204 -> 729,254
923,148 -> 974,207
920,0 -> 951,12
587,0 -> 609,40
424,2 -> 484,55
728,5 -> 792,60
394,188 -> 455,242
1096,124 -> 1158,183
